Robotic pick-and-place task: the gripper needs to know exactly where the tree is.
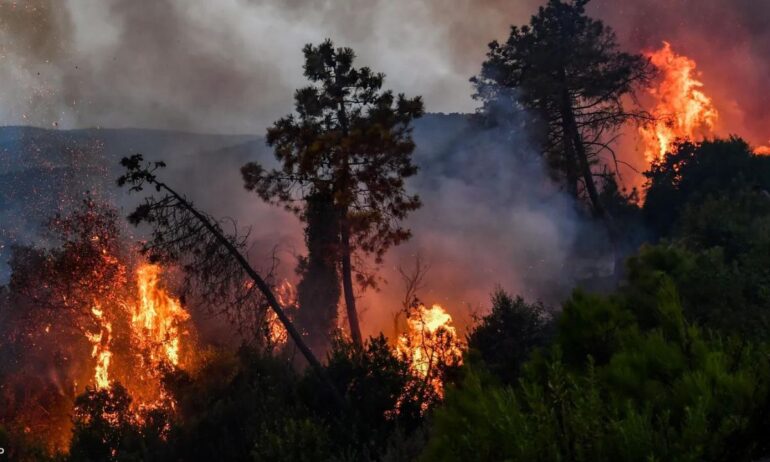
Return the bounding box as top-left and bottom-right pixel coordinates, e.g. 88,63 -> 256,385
643,137 -> 770,239
472,0 -> 652,218
294,190 -> 341,356
118,155 -> 346,409
423,279 -> 770,462
242,40 -> 424,346
467,290 -> 554,385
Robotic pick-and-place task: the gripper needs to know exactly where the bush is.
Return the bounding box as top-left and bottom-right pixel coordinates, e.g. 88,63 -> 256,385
422,277 -> 770,461
467,290 -> 554,385
301,335 -> 427,460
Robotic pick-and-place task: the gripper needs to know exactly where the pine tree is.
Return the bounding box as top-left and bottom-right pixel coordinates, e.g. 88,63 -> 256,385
472,0 -> 652,217
243,40 -> 424,346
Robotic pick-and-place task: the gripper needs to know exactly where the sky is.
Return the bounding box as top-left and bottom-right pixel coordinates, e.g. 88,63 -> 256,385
0,0 -> 767,145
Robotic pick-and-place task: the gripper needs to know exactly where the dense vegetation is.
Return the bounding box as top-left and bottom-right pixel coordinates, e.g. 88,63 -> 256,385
3,0 -> 770,460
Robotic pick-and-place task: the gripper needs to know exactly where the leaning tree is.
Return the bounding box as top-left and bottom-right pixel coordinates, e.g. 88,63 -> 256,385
472,0 -> 653,218
242,40 -> 424,346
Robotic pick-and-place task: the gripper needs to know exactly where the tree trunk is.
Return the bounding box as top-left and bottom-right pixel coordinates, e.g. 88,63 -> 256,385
339,215 -> 363,347
296,191 -> 341,357
559,87 -> 604,218
562,132 -> 580,199
559,86 -> 622,278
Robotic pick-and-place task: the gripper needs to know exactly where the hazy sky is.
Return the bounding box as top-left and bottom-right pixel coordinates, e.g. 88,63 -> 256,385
0,0 -> 768,142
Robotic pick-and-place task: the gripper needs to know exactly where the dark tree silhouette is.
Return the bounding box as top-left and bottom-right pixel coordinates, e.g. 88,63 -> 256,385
295,190 -> 341,356
242,39 -> 424,346
467,290 -> 554,385
644,137 -> 770,239
472,0 -> 652,217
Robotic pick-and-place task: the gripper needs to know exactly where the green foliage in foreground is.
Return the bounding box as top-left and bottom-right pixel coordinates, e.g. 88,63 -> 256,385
423,276 -> 770,462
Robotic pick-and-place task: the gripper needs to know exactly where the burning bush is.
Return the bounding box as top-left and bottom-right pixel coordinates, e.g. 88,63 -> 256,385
0,198 -> 199,453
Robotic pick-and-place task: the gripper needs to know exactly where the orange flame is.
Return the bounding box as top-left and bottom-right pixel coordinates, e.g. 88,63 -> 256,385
85,304 -> 112,390
756,144 -> 770,156
396,304 -> 463,398
639,42 -> 719,163
82,262 -> 193,413
266,280 -> 297,346
132,264 -> 190,368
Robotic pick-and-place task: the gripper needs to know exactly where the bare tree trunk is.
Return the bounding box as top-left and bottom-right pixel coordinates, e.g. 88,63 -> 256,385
339,216 -> 363,347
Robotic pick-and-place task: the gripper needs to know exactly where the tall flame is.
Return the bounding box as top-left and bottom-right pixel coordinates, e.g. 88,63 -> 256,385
639,42 -> 719,163
397,304 -> 463,398
267,280 -> 297,346
83,263 -> 192,406
86,304 -> 112,390
132,264 -> 190,368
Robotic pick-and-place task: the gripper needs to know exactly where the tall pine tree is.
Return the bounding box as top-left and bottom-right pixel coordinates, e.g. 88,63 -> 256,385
472,0 -> 652,217
243,40 -> 423,346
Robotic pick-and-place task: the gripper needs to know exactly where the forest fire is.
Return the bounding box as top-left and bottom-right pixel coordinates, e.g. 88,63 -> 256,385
266,280 -> 297,346
639,41 -> 719,163
85,305 -> 112,390
6,0 -> 770,458
397,304 -> 463,398
132,264 -> 190,369
97,262 -> 194,415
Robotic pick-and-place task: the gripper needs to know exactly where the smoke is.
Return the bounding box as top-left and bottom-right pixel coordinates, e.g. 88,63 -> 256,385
0,0 -> 543,133
359,112 -> 592,335
2,0 -> 768,333
1,0 -> 768,140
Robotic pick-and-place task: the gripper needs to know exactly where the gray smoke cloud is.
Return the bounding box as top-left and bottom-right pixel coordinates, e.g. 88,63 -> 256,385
2,0 -> 767,142
0,0 -> 543,133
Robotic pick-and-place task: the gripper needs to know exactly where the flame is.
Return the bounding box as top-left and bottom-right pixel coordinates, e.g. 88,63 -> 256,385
81,262 -> 193,414
85,304 -> 112,390
639,42 -> 719,163
266,280 -> 297,346
132,264 -> 190,368
396,304 -> 463,398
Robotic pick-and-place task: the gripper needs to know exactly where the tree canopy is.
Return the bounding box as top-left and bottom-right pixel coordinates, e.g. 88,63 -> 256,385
473,0 -> 652,217
242,39 -> 424,345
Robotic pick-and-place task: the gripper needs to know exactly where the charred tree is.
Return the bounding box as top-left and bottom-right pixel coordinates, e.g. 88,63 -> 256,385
242,40 -> 424,347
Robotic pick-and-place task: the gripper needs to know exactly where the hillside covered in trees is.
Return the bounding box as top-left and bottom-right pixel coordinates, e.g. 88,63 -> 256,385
2,1 -> 770,461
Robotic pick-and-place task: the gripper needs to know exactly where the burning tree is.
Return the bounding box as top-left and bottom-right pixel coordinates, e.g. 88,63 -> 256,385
0,197 -> 197,452
396,304 -> 464,404
241,39 -> 424,347
472,0 -> 653,218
